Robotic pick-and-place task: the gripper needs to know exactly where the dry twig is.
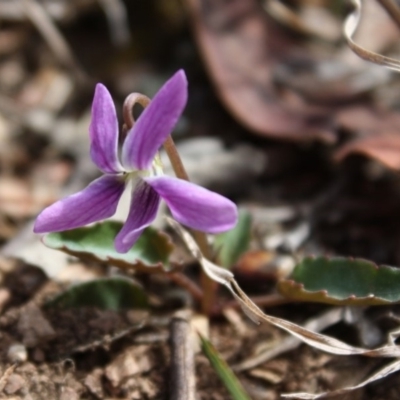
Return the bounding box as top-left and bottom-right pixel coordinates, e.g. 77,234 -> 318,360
169,314 -> 195,400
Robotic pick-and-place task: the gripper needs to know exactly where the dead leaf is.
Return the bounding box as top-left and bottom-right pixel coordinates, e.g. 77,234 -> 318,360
84,368 -> 104,399
4,374 -> 25,395
282,359 -> 400,399
336,106 -> 400,133
185,0 -> 335,142
335,105 -> 400,169
233,308 -> 344,372
59,387 -> 80,400
105,345 -> 152,387
334,133 -> 400,170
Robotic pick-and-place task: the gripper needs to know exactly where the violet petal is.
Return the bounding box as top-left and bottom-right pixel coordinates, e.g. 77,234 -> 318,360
121,70 -> 188,170
89,84 -> 123,173
34,175 -> 125,233
145,176 -> 238,233
114,179 -> 161,253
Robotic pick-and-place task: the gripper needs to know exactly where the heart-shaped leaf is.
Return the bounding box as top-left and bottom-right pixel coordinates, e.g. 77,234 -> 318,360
278,256 -> 400,305
43,221 -> 174,273
46,277 -> 149,310
214,211 -> 252,269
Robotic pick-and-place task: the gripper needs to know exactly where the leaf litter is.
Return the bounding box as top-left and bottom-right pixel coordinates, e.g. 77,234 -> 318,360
171,219 -> 400,399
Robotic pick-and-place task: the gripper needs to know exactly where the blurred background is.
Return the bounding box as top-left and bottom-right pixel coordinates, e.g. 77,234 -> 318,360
2,1 -> 400,398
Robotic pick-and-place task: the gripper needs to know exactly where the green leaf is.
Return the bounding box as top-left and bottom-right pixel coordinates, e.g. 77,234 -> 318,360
278,256 -> 400,305
200,335 -> 252,400
46,277 -> 149,310
43,221 -> 174,273
214,211 -> 252,268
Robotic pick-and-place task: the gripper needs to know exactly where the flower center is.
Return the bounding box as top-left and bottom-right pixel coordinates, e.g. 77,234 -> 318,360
123,152 -> 164,183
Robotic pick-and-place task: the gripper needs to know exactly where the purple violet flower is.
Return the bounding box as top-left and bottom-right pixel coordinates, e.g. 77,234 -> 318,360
34,70 -> 238,253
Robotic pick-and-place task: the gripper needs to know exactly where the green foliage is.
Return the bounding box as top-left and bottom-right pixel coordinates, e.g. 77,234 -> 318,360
200,335 -> 252,400
214,210 -> 252,268
279,256 -> 400,305
43,221 -> 173,272
47,277 -> 149,310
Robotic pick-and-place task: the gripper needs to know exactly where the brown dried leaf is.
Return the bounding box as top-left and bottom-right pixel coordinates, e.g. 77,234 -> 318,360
336,106 -> 400,133
105,345 -> 152,387
229,279 -> 400,357
4,373 -> 25,395
334,133 -> 400,170
282,359 -> 400,399
185,0 -> 335,142
233,308 -> 344,372
84,368 -> 104,399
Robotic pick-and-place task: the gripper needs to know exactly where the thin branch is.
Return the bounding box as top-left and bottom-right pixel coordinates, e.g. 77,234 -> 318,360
169,316 -> 196,400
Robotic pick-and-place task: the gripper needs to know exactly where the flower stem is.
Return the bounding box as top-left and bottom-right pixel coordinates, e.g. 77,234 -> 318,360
122,92 -> 150,134
163,136 -> 190,180
163,138 -> 217,315
123,92 -> 217,315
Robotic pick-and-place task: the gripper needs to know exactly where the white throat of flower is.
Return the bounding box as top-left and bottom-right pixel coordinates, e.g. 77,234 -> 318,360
123,151 -> 164,184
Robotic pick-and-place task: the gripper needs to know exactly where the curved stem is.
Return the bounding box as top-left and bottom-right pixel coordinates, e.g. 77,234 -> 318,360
122,93 -> 150,132
123,92 -> 215,315
163,136 -> 190,181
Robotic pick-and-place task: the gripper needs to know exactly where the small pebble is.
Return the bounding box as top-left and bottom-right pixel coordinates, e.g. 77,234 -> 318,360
7,343 -> 28,363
